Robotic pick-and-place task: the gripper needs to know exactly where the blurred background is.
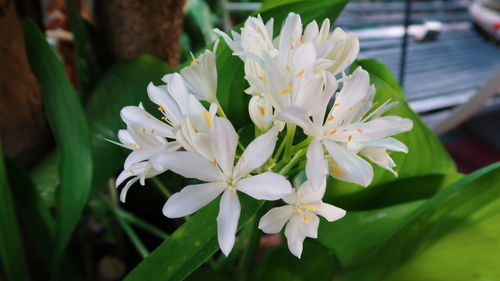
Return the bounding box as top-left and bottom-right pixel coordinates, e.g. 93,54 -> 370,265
0,0 -> 499,280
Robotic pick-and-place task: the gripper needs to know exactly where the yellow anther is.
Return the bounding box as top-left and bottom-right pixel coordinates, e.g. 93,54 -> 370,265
150,129 -> 155,134
258,75 -> 265,81
128,170 -> 134,174
361,99 -> 369,103
258,106 -> 265,116
331,166 -> 343,175
348,135 -> 353,142
210,159 -> 217,166
232,186 -> 238,194
285,66 -> 291,72
303,214 -> 312,224
278,86 -> 292,95
144,114 -> 151,119
203,111 -> 213,127
349,107 -> 353,111
295,70 -> 305,78
299,36 -> 304,44
289,40 -> 294,49
141,128 -> 146,135
191,59 -> 200,65
158,106 -> 164,111
304,204 -> 316,211
329,129 -> 337,135
326,33 -> 331,40
357,129 -> 363,133
327,115 -> 334,121
161,116 -> 169,120
334,103 -> 340,107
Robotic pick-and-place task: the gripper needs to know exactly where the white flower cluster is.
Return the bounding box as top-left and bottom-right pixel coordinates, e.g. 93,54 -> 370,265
114,13 -> 413,258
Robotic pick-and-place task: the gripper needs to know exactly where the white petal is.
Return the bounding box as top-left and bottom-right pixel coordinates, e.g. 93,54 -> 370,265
233,126 -> 279,177
331,116 -> 413,143
212,117 -> 238,176
118,130 -> 136,149
217,190 -> 241,256
306,139 -> 328,189
237,172 -> 292,200
163,183 -> 225,218
165,73 -> 191,114
120,106 -> 174,138
120,177 -> 140,203
275,106 -> 316,136
362,137 -> 408,153
302,213 -> 320,238
303,20 -> 319,42
116,162 -> 147,187
147,83 -> 182,124
360,147 -> 398,176
258,205 -> 294,234
284,215 -> 307,258
180,48 -> 218,103
296,180 -> 326,204
313,202 -> 346,222
151,151 -> 223,182
323,140 -> 373,187
124,144 -> 168,170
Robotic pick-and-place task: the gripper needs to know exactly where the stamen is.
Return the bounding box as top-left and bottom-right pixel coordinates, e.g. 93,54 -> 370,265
289,40 -> 294,49
295,70 -> 305,78
361,99 -> 369,103
326,33 -> 331,40
210,159 -> 217,166
144,114 -> 151,119
304,204 -> 316,212
349,107 -> 353,111
357,129 -> 363,133
158,106 -> 164,111
331,166 -> 343,175
334,103 -> 340,107
278,84 -> 293,95
128,170 -> 134,174
348,135 -> 353,141
161,116 -> 169,120
258,106 -> 265,116
150,129 -> 155,134
327,115 -> 334,121
328,129 -> 337,135
258,75 -> 265,81
191,58 -> 200,65
141,128 -> 146,135
231,186 -> 237,194
203,111 -> 213,126
299,36 -> 304,44
303,214 -> 312,224
285,66 -> 291,72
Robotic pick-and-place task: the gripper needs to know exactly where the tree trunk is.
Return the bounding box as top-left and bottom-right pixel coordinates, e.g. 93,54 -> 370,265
0,0 -> 52,167
95,0 -> 185,68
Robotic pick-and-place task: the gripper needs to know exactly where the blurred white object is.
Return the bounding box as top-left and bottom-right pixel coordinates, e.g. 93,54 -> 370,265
410,21 -> 443,41
469,0 -> 500,40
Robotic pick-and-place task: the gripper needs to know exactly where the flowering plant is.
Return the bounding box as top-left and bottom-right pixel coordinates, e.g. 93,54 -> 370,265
115,13 -> 413,258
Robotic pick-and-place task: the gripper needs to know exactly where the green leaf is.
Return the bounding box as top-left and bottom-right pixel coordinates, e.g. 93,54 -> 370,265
0,148 -> 30,281
347,162 -> 500,281
318,200 -> 424,269
325,59 -> 457,201
7,159 -> 55,263
253,241 -> 337,281
86,56 -> 173,191
123,195 -> 263,281
64,0 -> 100,96
23,20 -> 92,266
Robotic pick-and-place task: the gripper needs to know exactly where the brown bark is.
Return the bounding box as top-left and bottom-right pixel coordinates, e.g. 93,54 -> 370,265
95,0 -> 185,68
0,0 -> 51,167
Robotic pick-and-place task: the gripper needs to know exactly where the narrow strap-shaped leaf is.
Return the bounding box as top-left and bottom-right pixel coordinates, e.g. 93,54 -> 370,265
64,0 -> 100,97
123,195 -> 263,281
0,147 -> 30,281
7,159 -> 55,263
22,19 -> 92,268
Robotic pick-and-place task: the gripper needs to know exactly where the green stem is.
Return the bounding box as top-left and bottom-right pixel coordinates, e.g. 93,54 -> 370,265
278,148 -> 306,176
150,177 -> 172,198
216,100 -> 228,118
283,124 -> 296,161
292,136 -> 313,154
116,209 -> 169,240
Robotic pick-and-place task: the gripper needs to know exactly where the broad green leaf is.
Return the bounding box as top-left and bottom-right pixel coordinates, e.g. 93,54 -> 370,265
215,0 -> 349,130
0,147 -> 30,281
325,59 -> 457,201
23,20 -> 92,266
64,0 -> 100,96
7,159 -> 55,263
318,200 -> 424,269
331,173 -> 463,210
347,162 -> 500,281
29,150 -> 59,207
253,241 -> 337,281
86,56 -> 172,191
123,195 -> 263,281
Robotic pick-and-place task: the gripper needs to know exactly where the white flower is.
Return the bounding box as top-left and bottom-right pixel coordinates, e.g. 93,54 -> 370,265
152,118 -> 292,256
248,95 -> 274,131
276,67 -> 413,188
164,42 -> 219,103
113,126 -> 181,202
258,180 -> 345,258
121,73 -> 218,161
